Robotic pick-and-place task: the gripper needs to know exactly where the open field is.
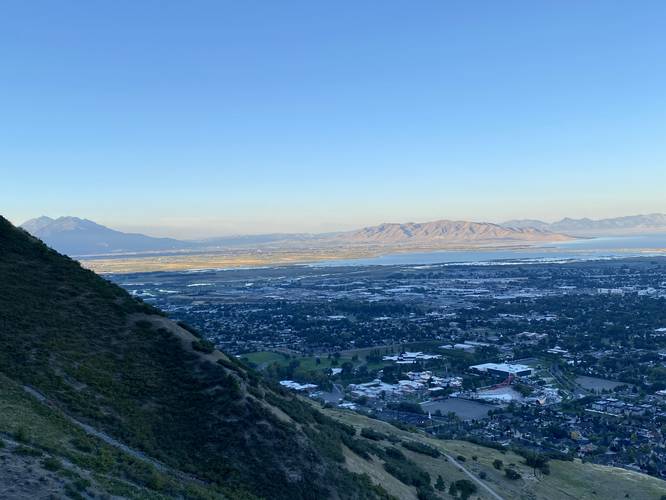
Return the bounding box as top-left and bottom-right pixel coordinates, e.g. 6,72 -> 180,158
241,351 -> 291,367
82,247 -> 372,273
241,349 -> 393,376
575,376 -> 631,392
79,241 -> 575,274
241,341 -> 444,376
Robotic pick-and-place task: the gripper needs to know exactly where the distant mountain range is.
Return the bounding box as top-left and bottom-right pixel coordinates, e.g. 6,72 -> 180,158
21,216 -> 572,257
502,213 -> 666,236
20,216 -> 323,256
335,219 -> 570,244
21,216 -> 187,256
28,213 -> 666,258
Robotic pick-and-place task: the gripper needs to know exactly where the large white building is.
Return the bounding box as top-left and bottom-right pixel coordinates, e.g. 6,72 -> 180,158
469,363 -> 533,378
279,380 -> 318,392
382,351 -> 442,364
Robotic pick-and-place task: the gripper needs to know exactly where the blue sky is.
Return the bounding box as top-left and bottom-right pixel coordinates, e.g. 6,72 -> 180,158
2,1 -> 665,237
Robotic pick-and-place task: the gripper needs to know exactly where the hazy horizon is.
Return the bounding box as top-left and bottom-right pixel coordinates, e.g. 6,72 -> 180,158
10,210 -> 666,240
3,2 -> 666,237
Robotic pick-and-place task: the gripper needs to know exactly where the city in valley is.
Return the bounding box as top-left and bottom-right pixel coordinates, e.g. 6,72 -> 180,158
5,2 -> 666,497
111,256 -> 666,479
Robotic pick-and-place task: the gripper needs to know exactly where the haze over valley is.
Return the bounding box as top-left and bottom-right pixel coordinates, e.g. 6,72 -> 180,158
19,214 -> 666,273
21,215 -> 577,256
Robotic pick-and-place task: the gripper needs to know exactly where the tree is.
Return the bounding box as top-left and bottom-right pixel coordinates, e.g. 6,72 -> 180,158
341,361 -> 354,378
505,468 -> 521,480
454,479 -> 477,500
493,459 -> 504,470
524,451 -> 549,476
546,424 -> 568,440
435,475 -> 446,491
14,426 -> 29,443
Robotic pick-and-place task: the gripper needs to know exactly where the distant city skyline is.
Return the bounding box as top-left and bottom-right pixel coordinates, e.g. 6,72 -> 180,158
2,1 -> 665,238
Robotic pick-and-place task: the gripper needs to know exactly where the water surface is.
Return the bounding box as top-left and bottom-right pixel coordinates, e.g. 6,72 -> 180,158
314,234 -> 666,267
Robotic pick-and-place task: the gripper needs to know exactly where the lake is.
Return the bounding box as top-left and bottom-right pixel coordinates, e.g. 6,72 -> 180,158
314,234 -> 666,268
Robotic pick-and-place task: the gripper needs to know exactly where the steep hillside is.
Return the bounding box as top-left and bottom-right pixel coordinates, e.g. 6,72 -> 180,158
338,220 -> 571,244
0,216 -> 389,499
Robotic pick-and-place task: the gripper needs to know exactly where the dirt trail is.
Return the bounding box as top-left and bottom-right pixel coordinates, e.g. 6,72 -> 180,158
442,452 -> 506,500
19,313 -> 235,487
22,384 -> 205,485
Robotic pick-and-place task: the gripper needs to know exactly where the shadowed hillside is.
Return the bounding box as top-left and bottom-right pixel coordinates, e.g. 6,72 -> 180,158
0,216 -> 389,499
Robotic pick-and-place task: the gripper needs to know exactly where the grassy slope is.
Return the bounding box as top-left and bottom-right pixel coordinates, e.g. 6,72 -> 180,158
0,371 -> 208,499
0,216 -> 389,500
322,406 -> 666,500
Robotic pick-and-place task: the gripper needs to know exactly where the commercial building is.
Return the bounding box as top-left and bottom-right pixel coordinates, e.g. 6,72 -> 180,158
469,362 -> 533,378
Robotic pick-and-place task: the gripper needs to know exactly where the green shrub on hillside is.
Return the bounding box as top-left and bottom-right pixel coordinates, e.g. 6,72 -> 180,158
505,468 -> 521,480
449,479 -> 477,500
42,456 -> 62,471
384,446 -> 406,461
360,427 -> 389,441
14,445 -> 42,457
401,440 -> 440,458
383,458 -> 430,488
191,339 -> 215,354
15,426 -> 29,443
177,321 -> 202,338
